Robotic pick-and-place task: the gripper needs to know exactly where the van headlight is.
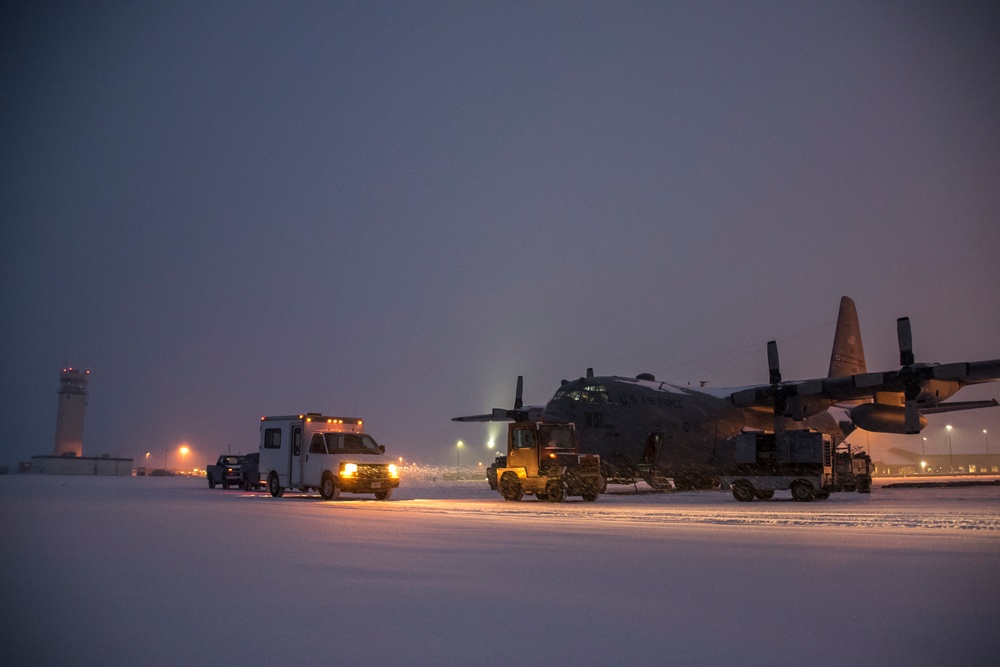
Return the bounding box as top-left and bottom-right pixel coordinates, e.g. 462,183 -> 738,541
340,463 -> 358,478
388,463 -> 399,478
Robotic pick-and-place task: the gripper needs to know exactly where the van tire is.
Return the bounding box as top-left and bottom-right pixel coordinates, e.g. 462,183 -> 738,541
320,475 -> 339,500
268,473 -> 284,498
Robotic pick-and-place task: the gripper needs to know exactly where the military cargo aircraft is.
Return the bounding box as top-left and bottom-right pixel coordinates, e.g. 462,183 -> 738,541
454,297 -> 1000,488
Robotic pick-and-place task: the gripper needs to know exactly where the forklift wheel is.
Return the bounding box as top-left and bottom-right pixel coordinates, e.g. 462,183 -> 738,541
499,473 -> 523,502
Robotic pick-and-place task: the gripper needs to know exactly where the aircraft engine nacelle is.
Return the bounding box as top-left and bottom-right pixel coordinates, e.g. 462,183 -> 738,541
849,403 -> 928,434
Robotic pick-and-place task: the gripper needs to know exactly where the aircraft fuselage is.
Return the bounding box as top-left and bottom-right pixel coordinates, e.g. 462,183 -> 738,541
540,375 -> 835,486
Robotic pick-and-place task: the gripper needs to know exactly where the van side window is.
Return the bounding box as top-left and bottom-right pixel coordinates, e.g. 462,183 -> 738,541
263,428 -> 282,449
309,434 -> 327,454
292,427 -> 302,457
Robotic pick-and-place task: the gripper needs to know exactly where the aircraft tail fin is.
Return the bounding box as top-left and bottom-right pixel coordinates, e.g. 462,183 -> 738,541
828,296 -> 867,378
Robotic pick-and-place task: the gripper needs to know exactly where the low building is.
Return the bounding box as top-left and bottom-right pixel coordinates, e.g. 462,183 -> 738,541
30,454 -> 133,476
871,450 -> 1000,477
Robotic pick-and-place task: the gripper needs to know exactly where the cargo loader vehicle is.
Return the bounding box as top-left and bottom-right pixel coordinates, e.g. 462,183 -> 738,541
495,422 -> 604,502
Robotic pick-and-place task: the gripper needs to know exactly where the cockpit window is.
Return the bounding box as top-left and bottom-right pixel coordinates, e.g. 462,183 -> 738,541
538,425 -> 575,449
552,385 -> 610,404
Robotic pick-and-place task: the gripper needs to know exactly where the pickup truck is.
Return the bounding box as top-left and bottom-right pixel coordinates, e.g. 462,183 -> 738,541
207,455 -> 244,489
240,452 -> 261,491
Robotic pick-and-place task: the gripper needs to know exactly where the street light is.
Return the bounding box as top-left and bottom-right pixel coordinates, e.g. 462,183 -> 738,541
179,445 -> 190,472
920,460 -> 927,474
984,429 -> 990,455
946,425 -> 954,471
456,441 -> 463,479
921,437 -> 927,455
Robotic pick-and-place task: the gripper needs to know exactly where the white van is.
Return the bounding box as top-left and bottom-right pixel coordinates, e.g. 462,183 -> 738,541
258,413 -> 400,500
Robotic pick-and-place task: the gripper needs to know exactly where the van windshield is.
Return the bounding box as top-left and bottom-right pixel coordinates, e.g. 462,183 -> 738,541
323,433 -> 383,455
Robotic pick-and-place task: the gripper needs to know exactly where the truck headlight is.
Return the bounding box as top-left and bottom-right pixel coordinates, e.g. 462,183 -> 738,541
388,463 -> 399,478
340,463 -> 358,478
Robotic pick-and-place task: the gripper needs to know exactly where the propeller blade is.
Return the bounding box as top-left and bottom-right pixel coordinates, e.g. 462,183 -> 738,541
903,399 -> 921,434
767,341 -> 781,385
897,317 -> 914,366
514,376 -> 523,410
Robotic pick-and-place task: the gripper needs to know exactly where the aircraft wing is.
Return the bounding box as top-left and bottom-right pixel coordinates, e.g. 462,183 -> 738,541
819,358 -> 1000,403
731,359 -> 1000,406
730,357 -> 1000,433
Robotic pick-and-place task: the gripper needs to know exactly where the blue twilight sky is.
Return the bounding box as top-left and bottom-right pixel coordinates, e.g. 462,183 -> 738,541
2,1 -> 999,469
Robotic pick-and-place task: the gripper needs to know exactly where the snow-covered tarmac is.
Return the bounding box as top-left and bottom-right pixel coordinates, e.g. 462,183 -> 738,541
2,473 -> 998,666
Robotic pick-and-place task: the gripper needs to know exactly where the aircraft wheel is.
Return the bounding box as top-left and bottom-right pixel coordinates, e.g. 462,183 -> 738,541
267,473 -> 284,498
499,473 -> 523,502
732,482 -> 755,502
754,489 -> 775,500
546,480 -> 565,503
791,481 -> 814,502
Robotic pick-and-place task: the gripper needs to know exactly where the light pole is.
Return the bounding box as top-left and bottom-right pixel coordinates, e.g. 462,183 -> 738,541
984,429 -> 990,455
946,425 -> 954,471
179,445 -> 189,472
456,441 -> 463,479
921,437 -> 926,455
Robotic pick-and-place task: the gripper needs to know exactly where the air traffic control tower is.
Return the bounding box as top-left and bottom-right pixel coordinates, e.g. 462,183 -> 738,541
53,367 -> 89,457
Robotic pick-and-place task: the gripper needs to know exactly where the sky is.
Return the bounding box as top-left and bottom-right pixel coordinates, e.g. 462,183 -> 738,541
2,0 -> 999,469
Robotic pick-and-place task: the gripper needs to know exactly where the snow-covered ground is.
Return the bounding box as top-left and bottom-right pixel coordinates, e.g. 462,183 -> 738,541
2,473 -> 998,666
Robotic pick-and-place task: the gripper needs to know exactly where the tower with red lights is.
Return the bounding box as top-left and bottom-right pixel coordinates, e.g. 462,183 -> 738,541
54,367 -> 89,457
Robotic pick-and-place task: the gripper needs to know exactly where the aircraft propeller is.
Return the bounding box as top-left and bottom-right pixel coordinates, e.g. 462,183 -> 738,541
451,375 -> 538,423
896,317 -> 923,433
492,375 -> 531,422
732,340 -> 820,432
848,316 -> 970,434
765,340 -> 804,433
